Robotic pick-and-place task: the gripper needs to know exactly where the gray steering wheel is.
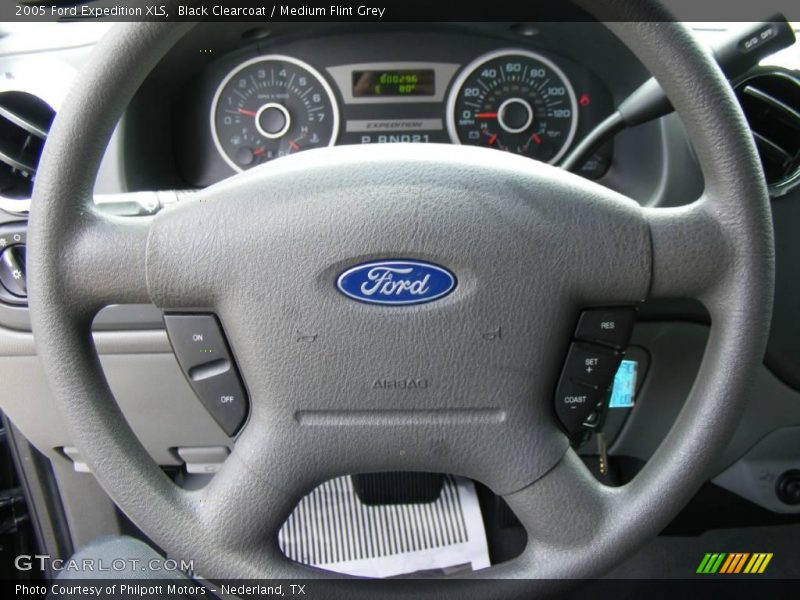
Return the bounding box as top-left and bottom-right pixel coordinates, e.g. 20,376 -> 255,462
26,1 -> 774,591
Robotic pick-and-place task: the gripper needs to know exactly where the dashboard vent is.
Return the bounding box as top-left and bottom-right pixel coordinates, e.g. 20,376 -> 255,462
734,70 -> 800,197
0,90 -> 55,212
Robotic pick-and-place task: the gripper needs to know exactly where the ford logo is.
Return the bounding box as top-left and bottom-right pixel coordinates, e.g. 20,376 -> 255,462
336,260 -> 457,306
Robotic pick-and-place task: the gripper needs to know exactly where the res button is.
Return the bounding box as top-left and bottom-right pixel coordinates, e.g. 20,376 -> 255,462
574,308 -> 636,349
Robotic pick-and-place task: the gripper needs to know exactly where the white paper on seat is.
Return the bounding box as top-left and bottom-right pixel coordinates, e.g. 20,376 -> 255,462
278,474 -> 491,578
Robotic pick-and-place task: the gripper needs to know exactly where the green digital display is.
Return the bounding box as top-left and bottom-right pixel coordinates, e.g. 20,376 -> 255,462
352,69 -> 435,97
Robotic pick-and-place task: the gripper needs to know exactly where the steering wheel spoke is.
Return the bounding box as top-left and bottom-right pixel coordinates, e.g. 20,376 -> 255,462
496,450 -> 616,578
187,427 -> 320,576
643,198 -> 732,302
26,200 -> 153,321
69,210 -> 152,310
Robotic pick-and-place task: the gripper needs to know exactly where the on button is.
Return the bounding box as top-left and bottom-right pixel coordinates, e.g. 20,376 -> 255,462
164,314 -> 230,368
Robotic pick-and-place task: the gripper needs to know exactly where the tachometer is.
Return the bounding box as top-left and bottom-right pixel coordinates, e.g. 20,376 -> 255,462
211,55 -> 339,172
446,49 -> 578,164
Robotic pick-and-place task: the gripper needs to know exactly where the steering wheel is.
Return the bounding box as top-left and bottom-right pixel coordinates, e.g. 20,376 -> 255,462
27,0 -> 773,591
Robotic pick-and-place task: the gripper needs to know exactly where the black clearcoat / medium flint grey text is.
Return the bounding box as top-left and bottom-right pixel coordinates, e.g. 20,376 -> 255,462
177,5 -> 388,18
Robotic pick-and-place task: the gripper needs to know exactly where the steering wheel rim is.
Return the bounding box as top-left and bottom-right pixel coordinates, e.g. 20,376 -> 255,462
26,2 -> 773,590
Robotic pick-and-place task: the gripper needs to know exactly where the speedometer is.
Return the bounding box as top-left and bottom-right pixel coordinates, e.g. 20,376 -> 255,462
211,55 -> 339,172
446,49 -> 578,164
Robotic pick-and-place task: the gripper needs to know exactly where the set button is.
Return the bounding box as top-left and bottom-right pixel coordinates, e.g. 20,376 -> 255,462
561,342 -> 622,389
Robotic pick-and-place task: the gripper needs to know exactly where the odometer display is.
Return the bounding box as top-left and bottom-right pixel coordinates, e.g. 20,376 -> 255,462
211,55 -> 339,172
352,69 -> 435,97
447,50 -> 578,164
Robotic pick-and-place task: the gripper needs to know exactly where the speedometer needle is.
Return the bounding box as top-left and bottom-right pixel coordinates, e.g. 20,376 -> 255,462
238,108 -> 258,117
475,112 -> 498,119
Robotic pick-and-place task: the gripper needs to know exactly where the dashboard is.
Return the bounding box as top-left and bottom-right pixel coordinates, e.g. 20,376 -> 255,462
168,28 -> 616,188
207,48 -> 591,170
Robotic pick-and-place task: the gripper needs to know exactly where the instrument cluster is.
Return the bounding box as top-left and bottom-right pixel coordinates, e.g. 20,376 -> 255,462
179,30 -> 615,187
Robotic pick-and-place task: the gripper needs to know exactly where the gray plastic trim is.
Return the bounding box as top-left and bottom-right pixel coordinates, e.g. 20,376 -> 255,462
714,427 -> 800,514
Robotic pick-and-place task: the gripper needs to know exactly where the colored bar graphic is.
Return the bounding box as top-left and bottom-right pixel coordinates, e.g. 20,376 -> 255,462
734,553 -> 750,573
719,553 -> 736,573
698,552 -> 773,574
719,553 -> 749,573
744,553 -> 773,574
697,553 -> 727,573
759,553 -> 773,573
711,553 -> 726,573
696,553 -> 714,573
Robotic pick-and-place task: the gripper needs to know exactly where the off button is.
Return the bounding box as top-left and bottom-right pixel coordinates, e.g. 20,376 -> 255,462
192,370 -> 248,436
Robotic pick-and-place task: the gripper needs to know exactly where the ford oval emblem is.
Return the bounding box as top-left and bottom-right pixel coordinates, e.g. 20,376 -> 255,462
336,260 -> 456,306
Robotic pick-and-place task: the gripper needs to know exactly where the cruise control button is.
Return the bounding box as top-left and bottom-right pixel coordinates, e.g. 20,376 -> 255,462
164,313 -> 249,436
563,342 -> 622,389
192,370 -> 248,436
574,308 -> 636,349
554,378 -> 604,434
164,314 -> 230,368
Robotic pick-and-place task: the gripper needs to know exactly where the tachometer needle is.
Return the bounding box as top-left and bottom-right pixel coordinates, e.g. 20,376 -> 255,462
475,112 -> 498,119
238,108 -> 258,117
